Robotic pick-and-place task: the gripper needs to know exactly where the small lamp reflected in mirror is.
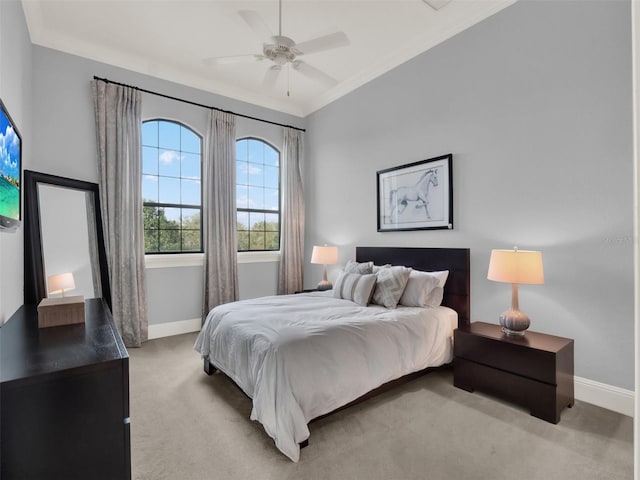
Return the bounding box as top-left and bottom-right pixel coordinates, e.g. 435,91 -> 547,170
487,247 -> 544,336
311,245 -> 338,291
38,272 -> 85,328
48,272 -> 76,297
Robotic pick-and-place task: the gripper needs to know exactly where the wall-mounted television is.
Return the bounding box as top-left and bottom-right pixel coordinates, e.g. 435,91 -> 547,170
0,97 -> 22,231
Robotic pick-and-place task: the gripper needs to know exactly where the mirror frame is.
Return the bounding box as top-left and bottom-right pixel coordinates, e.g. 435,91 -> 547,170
24,170 -> 111,308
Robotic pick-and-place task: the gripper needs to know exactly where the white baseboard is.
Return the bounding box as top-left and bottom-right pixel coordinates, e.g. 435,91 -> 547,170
147,317 -> 201,340
144,323 -> 635,418
575,376 -> 634,417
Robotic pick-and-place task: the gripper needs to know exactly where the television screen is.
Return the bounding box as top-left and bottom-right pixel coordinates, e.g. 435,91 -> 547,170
0,98 -> 22,230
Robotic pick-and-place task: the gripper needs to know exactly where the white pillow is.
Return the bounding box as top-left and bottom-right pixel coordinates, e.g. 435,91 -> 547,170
399,270 -> 441,307
333,272 -> 377,306
423,287 -> 445,307
372,266 -> 412,309
343,260 -> 374,274
429,270 -> 449,288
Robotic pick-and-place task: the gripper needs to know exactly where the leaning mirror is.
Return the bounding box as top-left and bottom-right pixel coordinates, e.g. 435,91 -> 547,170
24,170 -> 111,308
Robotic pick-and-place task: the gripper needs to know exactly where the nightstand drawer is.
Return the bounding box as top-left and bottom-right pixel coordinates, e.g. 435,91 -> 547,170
454,323 -> 573,386
455,330 -> 558,384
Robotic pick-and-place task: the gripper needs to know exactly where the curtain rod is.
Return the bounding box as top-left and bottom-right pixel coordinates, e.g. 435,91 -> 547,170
92,76 -> 306,133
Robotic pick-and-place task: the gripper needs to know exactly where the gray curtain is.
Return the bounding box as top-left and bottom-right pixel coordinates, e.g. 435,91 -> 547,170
91,79 -> 148,347
278,128 -> 305,295
203,110 -> 238,319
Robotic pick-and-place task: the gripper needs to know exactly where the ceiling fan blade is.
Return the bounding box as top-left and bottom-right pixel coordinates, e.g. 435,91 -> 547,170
422,0 -> 452,10
263,65 -> 282,90
203,54 -> 259,66
238,10 -> 273,41
292,61 -> 337,87
294,32 -> 349,55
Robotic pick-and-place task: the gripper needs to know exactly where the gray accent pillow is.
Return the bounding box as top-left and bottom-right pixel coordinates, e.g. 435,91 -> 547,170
333,272 -> 377,306
344,260 -> 374,274
372,266 -> 412,309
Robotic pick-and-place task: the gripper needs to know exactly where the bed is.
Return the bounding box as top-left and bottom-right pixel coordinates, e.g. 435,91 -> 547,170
194,246 -> 470,462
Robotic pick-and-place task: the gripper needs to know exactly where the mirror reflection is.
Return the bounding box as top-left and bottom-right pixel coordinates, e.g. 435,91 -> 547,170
38,184 -> 102,300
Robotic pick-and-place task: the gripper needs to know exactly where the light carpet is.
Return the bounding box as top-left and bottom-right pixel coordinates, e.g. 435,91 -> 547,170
129,332 -> 633,480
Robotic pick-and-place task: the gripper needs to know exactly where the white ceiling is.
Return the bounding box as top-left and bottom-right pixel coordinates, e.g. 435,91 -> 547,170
21,0 -> 516,117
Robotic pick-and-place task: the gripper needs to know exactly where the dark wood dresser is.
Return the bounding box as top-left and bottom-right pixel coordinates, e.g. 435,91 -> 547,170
0,298 -> 131,479
454,321 -> 574,424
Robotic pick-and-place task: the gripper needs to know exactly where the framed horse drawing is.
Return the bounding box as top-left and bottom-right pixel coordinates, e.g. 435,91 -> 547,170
377,153 -> 453,232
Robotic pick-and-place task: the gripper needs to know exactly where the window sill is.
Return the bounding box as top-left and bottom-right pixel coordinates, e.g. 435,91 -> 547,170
144,251 -> 280,268
237,251 -> 281,264
145,253 -> 205,269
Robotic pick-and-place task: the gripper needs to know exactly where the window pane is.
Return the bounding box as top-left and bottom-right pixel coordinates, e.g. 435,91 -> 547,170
158,121 -> 180,150
237,211 -> 249,230
264,188 -> 279,211
142,121 -> 158,147
237,231 -> 249,251
159,176 -> 181,204
236,185 -> 249,209
181,128 -> 200,154
159,229 -> 181,252
236,161 -> 248,186
142,175 -> 158,203
265,213 -> 279,231
163,208 -> 180,229
250,212 -> 265,231
142,147 -> 158,175
266,232 -> 279,250
248,140 -> 263,163
249,232 -> 265,250
144,206 -> 160,231
248,163 -> 264,187
264,165 -> 278,189
158,149 -> 181,177
264,145 -> 278,166
248,186 -> 264,209
236,139 -> 248,161
182,208 -> 200,229
181,230 -> 201,251
181,179 -> 200,206
182,153 -> 200,180
145,230 -> 159,252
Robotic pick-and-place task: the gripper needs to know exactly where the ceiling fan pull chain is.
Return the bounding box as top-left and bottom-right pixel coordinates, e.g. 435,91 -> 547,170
287,63 -> 290,97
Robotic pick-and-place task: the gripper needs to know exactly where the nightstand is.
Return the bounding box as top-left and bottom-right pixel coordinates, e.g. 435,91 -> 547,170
294,288 -> 320,293
454,322 -> 574,424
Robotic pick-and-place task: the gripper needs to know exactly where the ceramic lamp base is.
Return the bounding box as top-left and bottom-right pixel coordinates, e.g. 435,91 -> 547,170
499,308 -> 530,336
317,280 -> 333,291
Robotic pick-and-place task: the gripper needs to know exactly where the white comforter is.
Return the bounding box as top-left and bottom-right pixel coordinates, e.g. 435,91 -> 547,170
194,291 -> 457,462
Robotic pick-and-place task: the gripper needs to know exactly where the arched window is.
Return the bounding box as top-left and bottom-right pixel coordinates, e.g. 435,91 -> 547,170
236,138 -> 280,252
142,119 -> 202,253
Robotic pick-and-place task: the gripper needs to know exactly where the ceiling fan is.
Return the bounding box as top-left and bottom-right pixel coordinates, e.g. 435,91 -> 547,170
203,0 -> 349,93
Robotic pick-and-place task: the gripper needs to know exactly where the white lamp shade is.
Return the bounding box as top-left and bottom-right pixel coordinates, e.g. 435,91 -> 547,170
48,272 -> 76,295
311,245 -> 338,265
487,249 -> 544,285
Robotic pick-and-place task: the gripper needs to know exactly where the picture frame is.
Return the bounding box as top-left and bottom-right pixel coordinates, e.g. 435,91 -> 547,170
377,153 -> 453,232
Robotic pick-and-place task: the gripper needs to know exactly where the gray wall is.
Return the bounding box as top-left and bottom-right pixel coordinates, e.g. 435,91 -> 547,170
30,45 -> 305,325
305,0 -> 634,390
0,0 -> 32,323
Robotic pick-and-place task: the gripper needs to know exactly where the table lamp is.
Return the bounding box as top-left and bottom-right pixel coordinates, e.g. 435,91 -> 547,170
311,245 -> 338,290
48,272 -> 76,297
38,272 -> 85,328
487,247 -> 544,336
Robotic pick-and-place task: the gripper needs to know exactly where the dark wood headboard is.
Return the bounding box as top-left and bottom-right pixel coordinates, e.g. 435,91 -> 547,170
356,247 -> 470,328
